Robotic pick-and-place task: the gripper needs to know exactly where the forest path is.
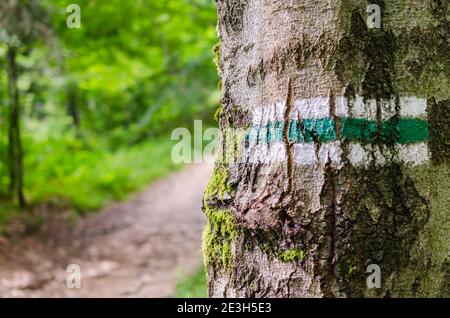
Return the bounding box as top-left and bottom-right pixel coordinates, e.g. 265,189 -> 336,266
0,162 -> 213,297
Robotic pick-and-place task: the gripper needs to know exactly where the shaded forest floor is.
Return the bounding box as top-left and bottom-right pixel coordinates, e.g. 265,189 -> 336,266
0,162 -> 212,297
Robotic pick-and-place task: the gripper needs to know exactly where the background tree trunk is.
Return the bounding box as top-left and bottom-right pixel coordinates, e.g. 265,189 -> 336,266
67,81 -> 81,133
6,46 -> 26,207
204,0 -> 449,297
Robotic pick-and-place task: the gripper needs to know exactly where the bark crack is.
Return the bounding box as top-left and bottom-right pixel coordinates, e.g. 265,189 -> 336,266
283,78 -> 295,193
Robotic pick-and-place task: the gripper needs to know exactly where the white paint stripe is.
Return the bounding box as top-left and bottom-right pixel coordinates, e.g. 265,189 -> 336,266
274,101 -> 286,121
253,101 -> 287,126
260,105 -> 268,126
294,143 -> 317,166
398,143 -> 429,166
295,141 -> 344,167
352,96 -> 377,120
335,96 -> 349,117
244,142 -> 286,164
252,96 -> 428,124
347,143 -> 430,167
399,96 -> 427,117
293,97 -> 330,119
252,107 -> 263,126
380,98 -> 397,120
347,144 -> 388,167
268,143 -> 286,164
318,141 -> 344,166
242,142 -> 429,167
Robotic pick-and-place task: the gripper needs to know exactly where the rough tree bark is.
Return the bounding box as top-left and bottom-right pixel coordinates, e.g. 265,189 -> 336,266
203,0 -> 449,297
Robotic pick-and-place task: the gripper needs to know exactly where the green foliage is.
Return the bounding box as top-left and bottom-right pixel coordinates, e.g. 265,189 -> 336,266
0,0 -> 219,221
24,130 -> 180,211
42,0 -> 219,137
173,265 -> 207,298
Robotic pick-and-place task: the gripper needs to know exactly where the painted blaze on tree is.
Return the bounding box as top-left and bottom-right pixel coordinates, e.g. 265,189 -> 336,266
203,0 -> 449,297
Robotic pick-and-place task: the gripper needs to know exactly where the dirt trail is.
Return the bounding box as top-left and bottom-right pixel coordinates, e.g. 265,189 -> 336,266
0,162 -> 213,297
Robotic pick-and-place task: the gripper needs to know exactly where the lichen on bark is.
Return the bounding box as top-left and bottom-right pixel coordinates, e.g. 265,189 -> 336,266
428,98 -> 450,164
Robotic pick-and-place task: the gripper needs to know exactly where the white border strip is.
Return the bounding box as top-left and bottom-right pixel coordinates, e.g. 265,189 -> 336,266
293,97 -> 330,119
252,96 -> 427,123
399,96 -> 428,117
243,142 -> 429,167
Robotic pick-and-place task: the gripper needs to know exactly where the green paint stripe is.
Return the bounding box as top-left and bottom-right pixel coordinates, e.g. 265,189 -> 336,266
246,118 -> 428,144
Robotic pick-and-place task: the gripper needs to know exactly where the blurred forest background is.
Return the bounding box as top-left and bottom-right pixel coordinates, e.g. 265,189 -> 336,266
0,0 -> 218,221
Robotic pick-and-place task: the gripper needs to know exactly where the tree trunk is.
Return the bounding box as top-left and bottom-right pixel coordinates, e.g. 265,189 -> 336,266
204,0 -> 449,297
67,81 -> 80,131
6,46 -> 26,207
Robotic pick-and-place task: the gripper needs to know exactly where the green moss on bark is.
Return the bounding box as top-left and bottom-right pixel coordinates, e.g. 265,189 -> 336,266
277,248 -> 306,263
212,42 -> 221,75
202,206 -> 238,270
203,146 -> 238,271
204,164 -> 232,200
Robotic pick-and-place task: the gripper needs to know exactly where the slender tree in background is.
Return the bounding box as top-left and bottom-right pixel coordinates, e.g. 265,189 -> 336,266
204,0 -> 449,297
0,0 -> 50,207
66,80 -> 80,131
5,44 -> 25,206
